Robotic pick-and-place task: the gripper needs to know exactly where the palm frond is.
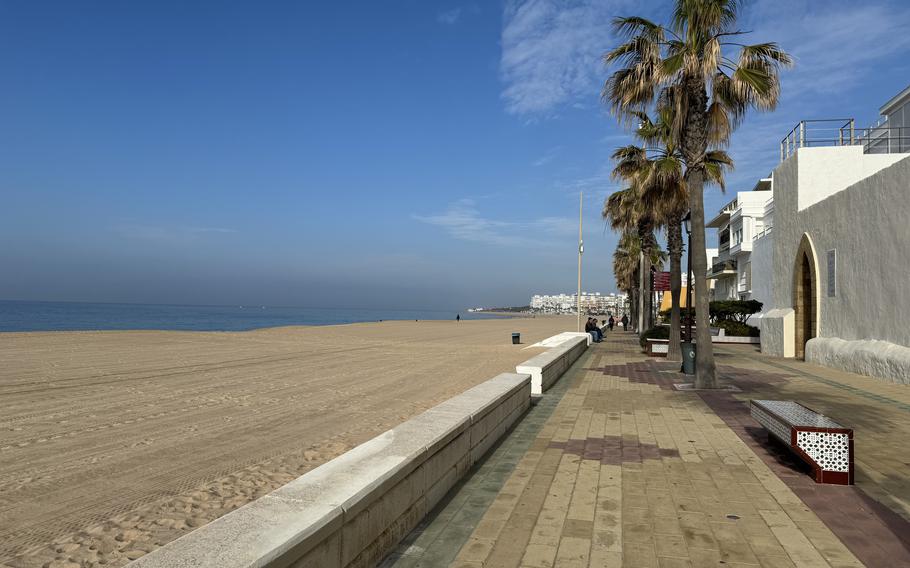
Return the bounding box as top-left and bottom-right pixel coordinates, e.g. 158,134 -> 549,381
612,16 -> 664,40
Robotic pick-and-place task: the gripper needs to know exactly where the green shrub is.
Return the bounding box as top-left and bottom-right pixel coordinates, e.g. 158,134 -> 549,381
709,300 -> 763,323
715,320 -> 760,337
659,307 -> 694,323
639,325 -> 670,349
657,300 -> 763,326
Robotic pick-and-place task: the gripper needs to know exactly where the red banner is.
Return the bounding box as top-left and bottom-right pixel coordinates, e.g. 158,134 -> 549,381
653,271 -> 671,291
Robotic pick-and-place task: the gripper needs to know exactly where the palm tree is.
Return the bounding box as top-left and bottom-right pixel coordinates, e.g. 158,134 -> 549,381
612,231 -> 640,324
602,0 -> 791,387
622,107 -> 731,361
603,184 -> 658,333
611,230 -> 667,331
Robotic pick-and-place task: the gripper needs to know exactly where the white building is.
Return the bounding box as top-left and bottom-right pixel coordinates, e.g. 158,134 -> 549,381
530,292 -> 627,315
706,178 -> 772,303
759,85 -> 910,383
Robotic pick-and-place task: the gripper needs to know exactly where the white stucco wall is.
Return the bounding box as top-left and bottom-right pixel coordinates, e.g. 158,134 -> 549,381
762,148 -> 910,382
750,232 -> 773,317
795,146 -> 906,210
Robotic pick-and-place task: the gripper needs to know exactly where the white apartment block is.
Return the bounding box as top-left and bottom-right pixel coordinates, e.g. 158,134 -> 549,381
530,292 -> 627,315
706,178 -> 772,304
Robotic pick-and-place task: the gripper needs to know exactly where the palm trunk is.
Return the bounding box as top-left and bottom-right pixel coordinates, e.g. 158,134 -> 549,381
682,76 -> 717,388
666,215 -> 684,362
638,252 -> 646,334
637,221 -> 654,334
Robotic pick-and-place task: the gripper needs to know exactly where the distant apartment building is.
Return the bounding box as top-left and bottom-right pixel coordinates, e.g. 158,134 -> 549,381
706,178 -> 772,304
530,292 -> 627,315
759,84 -> 910,383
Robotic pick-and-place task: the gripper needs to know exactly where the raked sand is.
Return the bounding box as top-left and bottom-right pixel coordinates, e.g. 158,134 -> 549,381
0,315 -> 574,568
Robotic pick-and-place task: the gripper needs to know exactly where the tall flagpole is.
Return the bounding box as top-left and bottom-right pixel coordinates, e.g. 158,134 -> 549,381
576,192 -> 583,332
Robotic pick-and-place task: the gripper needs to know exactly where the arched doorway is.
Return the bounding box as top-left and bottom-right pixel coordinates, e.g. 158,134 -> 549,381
793,234 -> 819,359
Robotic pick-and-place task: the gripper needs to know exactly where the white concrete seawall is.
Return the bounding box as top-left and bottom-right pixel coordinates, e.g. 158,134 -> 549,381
126,372 -> 532,568
516,335 -> 588,395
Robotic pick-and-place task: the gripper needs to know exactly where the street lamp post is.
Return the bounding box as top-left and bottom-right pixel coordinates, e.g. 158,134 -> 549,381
576,192 -> 584,332
683,211 -> 693,344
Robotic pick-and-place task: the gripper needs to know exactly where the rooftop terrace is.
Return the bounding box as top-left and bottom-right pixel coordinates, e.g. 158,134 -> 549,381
780,119 -> 910,161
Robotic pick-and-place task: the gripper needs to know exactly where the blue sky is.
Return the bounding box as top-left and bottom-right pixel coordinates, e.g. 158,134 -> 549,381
1,0 -> 909,309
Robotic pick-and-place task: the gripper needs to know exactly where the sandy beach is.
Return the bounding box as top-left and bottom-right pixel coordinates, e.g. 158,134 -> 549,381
0,316 -> 573,568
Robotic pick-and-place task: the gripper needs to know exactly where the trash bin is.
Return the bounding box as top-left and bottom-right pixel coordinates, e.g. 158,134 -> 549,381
681,342 -> 696,375
512,333 -> 521,345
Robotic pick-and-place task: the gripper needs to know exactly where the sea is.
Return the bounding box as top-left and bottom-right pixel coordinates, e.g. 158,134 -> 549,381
0,300 -> 507,333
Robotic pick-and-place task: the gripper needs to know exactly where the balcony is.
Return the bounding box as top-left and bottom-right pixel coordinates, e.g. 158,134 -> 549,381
708,259 -> 737,279
780,119 -> 910,161
730,238 -> 752,255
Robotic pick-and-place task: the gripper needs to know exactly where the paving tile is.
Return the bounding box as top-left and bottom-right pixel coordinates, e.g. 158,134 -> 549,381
554,536 -> 591,567
387,333 -> 910,567
654,533 -> 688,559
657,557 -> 693,568
520,543 -> 557,568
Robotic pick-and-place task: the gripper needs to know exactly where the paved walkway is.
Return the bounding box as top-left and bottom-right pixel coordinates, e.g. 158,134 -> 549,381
386,332 -> 910,567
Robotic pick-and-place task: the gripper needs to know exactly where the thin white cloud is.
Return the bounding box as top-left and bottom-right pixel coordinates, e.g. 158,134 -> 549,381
554,164 -> 617,198
500,0 -> 622,115
115,224 -> 238,243
189,227 -> 238,234
532,145 -> 563,166
715,1 -> 910,194
437,8 -> 462,25
498,0 -> 910,116
413,199 -> 576,246
746,1 -> 910,99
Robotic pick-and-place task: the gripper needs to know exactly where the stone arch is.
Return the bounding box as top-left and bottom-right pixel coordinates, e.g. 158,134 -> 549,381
793,233 -> 820,360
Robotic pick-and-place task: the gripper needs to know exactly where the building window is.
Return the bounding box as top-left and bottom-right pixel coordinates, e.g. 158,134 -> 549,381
827,250 -> 836,297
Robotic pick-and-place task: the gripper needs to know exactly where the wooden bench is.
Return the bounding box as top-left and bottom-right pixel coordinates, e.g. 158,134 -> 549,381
750,400 -> 853,485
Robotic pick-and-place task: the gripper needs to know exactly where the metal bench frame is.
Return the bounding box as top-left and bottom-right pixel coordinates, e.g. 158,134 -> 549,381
750,400 -> 854,485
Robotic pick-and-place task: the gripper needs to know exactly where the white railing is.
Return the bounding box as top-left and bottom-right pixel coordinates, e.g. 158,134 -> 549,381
780,118 -> 910,161
754,226 -> 773,241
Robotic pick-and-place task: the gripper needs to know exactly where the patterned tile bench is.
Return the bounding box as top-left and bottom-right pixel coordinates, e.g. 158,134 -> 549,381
645,338 -> 668,357
750,400 -> 854,485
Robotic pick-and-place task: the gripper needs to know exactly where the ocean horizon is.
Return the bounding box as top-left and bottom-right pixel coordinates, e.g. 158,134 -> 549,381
0,300 -> 509,332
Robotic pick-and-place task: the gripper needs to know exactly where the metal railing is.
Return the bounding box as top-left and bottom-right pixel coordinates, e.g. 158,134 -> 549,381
710,259 -> 737,275
780,119 -> 910,160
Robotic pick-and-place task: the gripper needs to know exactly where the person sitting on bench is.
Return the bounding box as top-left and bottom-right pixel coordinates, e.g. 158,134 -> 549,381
585,318 -> 603,342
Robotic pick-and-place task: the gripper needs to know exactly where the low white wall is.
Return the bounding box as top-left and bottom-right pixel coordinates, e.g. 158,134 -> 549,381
530,331 -> 592,347
806,337 -> 910,385
516,335 -> 588,395
127,372 -> 532,568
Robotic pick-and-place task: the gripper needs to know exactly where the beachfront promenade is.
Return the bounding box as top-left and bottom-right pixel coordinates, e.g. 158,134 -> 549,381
386,332 -> 910,567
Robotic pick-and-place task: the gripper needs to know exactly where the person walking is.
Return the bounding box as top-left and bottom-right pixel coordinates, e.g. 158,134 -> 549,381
621,314 -> 629,332
608,315 -> 615,331
456,314 -> 460,322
